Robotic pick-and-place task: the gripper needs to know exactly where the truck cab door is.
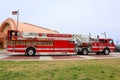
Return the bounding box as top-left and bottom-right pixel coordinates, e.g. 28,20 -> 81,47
99,39 -> 107,51
108,39 -> 115,52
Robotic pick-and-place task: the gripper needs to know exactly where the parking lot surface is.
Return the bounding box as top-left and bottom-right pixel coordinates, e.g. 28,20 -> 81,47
0,50 -> 120,61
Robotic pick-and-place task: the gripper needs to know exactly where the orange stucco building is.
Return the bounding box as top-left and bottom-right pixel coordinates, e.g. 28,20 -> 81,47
0,18 -> 59,48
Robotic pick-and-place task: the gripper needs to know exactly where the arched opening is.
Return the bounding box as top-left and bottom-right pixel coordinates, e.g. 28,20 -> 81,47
0,23 -> 11,49
1,23 -> 11,34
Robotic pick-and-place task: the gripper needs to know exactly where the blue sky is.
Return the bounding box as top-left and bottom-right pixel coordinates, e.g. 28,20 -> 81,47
0,0 -> 120,44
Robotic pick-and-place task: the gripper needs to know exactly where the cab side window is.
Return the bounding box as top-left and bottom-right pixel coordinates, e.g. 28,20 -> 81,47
109,40 -> 113,44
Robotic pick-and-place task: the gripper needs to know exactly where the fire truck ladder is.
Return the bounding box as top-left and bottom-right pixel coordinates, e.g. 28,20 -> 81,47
21,32 -> 73,40
73,34 -> 90,45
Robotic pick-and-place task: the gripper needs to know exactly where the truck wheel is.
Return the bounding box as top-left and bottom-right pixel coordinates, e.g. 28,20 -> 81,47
26,47 -> 36,56
103,49 -> 110,55
82,48 -> 88,55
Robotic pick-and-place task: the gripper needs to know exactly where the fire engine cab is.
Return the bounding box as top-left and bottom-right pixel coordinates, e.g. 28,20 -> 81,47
73,34 -> 115,55
6,30 -> 115,56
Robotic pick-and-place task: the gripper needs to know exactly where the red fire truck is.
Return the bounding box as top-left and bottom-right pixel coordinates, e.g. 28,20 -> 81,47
6,30 -> 115,56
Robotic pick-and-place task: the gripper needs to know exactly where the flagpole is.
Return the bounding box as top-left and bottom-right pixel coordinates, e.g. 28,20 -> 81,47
16,9 -> 19,30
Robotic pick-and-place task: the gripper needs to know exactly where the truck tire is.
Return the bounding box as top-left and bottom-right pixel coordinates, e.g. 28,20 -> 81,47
103,48 -> 110,55
26,47 -> 36,56
82,48 -> 88,55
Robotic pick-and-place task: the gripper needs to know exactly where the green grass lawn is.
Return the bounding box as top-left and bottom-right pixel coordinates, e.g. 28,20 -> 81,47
0,59 -> 120,80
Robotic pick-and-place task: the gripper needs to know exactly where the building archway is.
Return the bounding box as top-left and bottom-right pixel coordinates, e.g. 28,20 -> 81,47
0,18 -> 16,33
0,18 -> 16,48
1,23 -> 11,34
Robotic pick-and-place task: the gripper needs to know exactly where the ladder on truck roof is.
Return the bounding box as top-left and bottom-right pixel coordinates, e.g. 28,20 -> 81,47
20,32 -> 91,43
20,32 -> 73,40
72,34 -> 90,45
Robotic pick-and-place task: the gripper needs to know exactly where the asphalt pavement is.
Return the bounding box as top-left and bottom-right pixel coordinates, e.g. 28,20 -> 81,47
0,49 -> 120,61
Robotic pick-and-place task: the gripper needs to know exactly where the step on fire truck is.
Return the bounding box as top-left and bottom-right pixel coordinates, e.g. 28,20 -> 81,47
6,30 -> 115,56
